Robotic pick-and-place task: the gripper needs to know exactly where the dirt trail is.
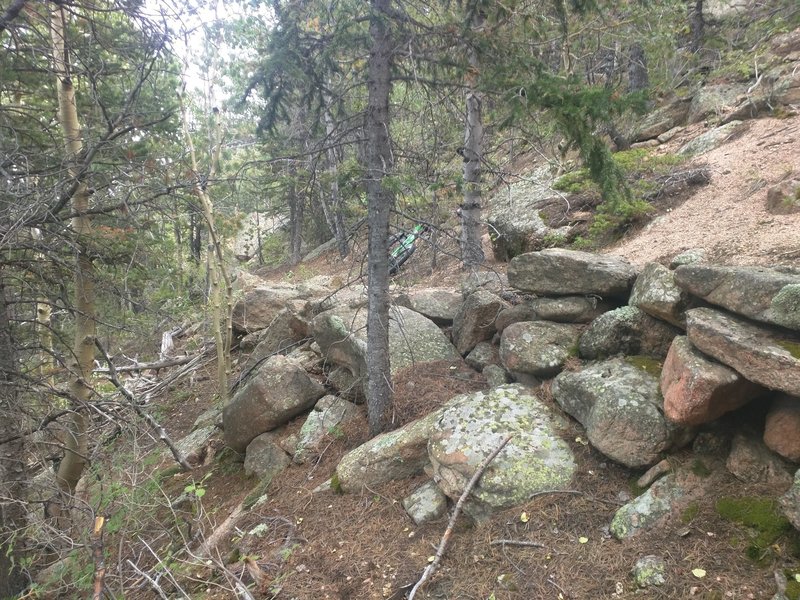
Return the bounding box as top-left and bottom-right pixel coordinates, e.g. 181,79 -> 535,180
607,114 -> 800,267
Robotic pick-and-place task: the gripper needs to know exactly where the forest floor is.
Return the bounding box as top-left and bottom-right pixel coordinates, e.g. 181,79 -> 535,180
123,112 -> 800,600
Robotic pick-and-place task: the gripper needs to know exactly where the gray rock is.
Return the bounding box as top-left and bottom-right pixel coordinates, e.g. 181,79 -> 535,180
669,248 -> 706,268
780,470 -> 800,531
675,264 -> 800,332
726,433 -> 792,488
325,366 -> 365,403
244,432 -> 291,480
661,336 -> 764,426
294,395 -> 360,464
460,271 -> 509,298
629,262 -> 692,327
495,304 -> 539,333
499,321 -> 581,379
335,408 -> 444,492
765,179 -> 800,216
631,98 -> 691,142
223,355 -> 326,453
530,295 -> 612,323
465,341 -> 499,371
395,288 -> 463,325
172,426 -> 218,467
232,279 -> 330,334
579,306 -> 679,360
483,364 -> 511,388
508,249 -> 637,299
611,475 -> 684,539
451,290 -> 509,355
312,305 -> 460,383
686,308 -> 800,396
632,555 -> 667,588
239,308 -> 309,376
402,481 -> 448,525
687,83 -> 748,124
429,385 -> 575,521
678,120 -> 746,156
552,358 -> 686,468
193,405 -> 222,431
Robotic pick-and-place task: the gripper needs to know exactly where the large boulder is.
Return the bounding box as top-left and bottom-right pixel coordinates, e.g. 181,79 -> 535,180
312,305 -> 460,382
685,308 -> 800,396
675,265 -> 800,332
578,306 -> 680,360
451,290 -> 509,355
394,288 -> 463,325
238,307 -> 308,376
232,279 -> 331,333
487,167 -> 572,261
223,355 -> 326,453
428,385 -> 575,521
629,262 -> 692,328
552,358 -> 687,468
687,83 -> 748,124
678,120 -> 746,156
499,321 -> 582,379
661,336 -> 765,426
530,296 -> 613,323
508,249 -> 637,299
244,432 -> 291,480
335,409 -> 443,492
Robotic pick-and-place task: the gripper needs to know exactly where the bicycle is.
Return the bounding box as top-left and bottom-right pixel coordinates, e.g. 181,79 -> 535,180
388,224 -> 429,275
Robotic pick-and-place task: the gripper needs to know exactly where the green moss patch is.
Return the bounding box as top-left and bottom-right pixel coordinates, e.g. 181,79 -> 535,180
681,501 -> 700,524
625,355 -> 663,378
715,496 -> 793,564
691,459 -> 712,478
778,340 -> 800,360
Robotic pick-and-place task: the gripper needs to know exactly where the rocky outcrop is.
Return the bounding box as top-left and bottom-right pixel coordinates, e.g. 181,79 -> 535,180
678,121 -> 745,156
499,321 -> 581,379
451,290 -> 508,355
232,280 -> 328,333
661,336 -> 764,426
552,358 -> 686,468
428,385 -> 575,521
685,308 -> 800,396
687,83 -> 748,124
675,265 -> 800,332
578,306 -> 679,360
223,355 -> 326,453
508,249 -> 636,298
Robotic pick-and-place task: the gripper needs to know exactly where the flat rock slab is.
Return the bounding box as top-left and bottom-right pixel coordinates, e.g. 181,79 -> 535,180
508,249 -> 637,298
686,308 -> 800,397
661,336 -> 764,426
675,264 -> 800,332
429,385 -> 575,521
394,288 -> 463,325
499,321 -> 582,379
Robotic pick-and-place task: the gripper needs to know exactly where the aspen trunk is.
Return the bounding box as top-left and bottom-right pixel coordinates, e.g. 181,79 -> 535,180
51,4 -> 94,498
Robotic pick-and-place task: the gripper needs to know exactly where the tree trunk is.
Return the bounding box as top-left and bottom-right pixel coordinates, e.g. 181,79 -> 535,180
460,8 -> 486,269
51,4 -> 94,501
689,0 -> 705,52
323,104 -> 350,258
287,161 -> 303,265
627,43 -> 649,93
365,0 -> 394,437
0,277 -> 28,596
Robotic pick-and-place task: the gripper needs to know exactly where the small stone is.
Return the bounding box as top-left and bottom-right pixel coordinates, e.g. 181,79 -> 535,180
632,555 -> 666,588
402,481 -> 448,525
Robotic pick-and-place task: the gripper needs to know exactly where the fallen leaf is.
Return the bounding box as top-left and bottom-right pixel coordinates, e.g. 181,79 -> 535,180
692,568 -> 706,578
520,512 -> 529,523
579,536 -> 589,544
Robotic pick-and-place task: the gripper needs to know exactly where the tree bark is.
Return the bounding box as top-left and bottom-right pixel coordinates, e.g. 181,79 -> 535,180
689,0 -> 705,53
51,3 -> 94,501
460,8 -> 486,269
365,0 -> 394,436
627,43 -> 649,93
287,160 -> 303,266
323,103 -> 349,258
0,277 -> 28,596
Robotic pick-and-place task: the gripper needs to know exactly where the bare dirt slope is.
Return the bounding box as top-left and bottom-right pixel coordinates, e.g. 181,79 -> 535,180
607,114 -> 800,267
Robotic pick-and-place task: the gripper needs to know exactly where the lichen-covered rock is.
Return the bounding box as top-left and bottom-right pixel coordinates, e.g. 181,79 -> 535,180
428,385 -> 575,521
312,305 -> 461,382
508,249 -> 637,298
629,262 -> 691,327
669,248 -> 706,268
499,321 -> 581,379
483,364 -> 511,388
676,265 -> 800,332
171,426 -> 218,467
460,271 -> 509,298
465,341 -> 499,371
686,308 -> 800,396
632,555 -> 667,588
495,304 -> 539,333
325,366 -> 365,403
552,358 -> 687,468
244,432 -> 291,480
395,288 -> 463,325
451,290 -> 509,355
661,336 -> 764,426
687,83 -> 748,124
579,306 -> 679,360
223,355 -> 326,453
780,470 -> 800,531
232,279 -> 332,334
530,295 -> 613,323
402,481 -> 448,525
764,395 -> 800,463
678,120 -> 746,156
726,433 -> 793,488
294,395 -> 360,464
335,409 -> 443,492
611,475 -> 685,539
